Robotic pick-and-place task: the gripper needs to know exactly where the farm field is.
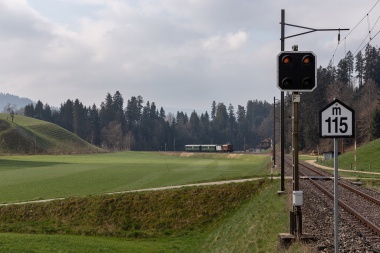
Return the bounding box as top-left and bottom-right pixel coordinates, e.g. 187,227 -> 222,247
0,152 -> 295,253
0,151 -> 271,203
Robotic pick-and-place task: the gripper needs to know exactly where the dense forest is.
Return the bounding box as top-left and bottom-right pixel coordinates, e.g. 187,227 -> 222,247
22,93 -> 272,151
21,44 -> 380,153
285,44 -> 380,153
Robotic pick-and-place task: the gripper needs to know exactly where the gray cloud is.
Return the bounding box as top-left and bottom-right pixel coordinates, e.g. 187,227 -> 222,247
0,0 -> 379,114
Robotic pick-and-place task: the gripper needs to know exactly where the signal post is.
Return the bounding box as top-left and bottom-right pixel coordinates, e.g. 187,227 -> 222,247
277,47 -> 316,242
277,9 -> 349,250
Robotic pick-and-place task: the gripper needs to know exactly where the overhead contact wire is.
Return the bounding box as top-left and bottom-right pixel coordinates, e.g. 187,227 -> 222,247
354,15 -> 380,55
329,0 -> 380,64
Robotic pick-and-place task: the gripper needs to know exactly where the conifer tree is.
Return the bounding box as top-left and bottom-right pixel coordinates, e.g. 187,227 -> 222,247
371,108 -> 380,139
355,51 -> 364,87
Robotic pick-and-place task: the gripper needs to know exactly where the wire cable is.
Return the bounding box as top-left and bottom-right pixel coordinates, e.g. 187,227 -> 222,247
345,0 -> 380,39
353,15 -> 380,55
358,28 -> 380,53
329,0 -> 380,64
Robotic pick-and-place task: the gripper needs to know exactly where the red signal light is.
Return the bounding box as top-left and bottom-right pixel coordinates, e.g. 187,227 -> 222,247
282,55 -> 292,64
302,55 -> 312,64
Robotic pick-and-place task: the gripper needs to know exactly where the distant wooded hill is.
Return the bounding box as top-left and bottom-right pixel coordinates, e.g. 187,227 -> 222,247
0,93 -> 33,113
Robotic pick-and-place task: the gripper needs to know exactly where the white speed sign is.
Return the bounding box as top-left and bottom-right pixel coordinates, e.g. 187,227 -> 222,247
319,99 -> 355,138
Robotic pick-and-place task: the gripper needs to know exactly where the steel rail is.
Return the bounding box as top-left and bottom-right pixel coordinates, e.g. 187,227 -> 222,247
283,157 -> 380,236
304,171 -> 380,237
299,161 -> 380,206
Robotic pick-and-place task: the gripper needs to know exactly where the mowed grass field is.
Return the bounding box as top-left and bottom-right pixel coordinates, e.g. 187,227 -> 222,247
0,151 -> 297,253
0,151 -> 271,203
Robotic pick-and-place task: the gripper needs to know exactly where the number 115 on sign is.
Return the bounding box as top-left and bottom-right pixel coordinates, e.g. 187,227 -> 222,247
325,116 -> 348,134
319,99 -> 355,138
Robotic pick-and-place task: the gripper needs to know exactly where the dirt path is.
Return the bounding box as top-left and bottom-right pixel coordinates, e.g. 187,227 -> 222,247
305,160 -> 380,175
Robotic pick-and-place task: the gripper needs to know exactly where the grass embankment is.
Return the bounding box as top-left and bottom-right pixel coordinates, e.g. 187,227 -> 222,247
0,113 -> 103,154
0,152 -> 271,203
319,138 -> 380,172
0,180 -> 265,237
0,180 -> 290,253
316,139 -> 380,190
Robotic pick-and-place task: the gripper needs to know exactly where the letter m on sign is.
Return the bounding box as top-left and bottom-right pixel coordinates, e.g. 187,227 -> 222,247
332,107 -> 341,115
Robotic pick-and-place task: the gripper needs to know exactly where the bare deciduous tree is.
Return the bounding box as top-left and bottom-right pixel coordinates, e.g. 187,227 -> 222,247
4,103 -> 16,122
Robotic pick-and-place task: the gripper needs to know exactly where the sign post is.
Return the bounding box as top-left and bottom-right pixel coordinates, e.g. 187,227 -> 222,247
319,99 -> 355,253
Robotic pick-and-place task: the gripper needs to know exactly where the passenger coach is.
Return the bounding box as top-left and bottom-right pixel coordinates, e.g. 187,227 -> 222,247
184,144 -> 233,152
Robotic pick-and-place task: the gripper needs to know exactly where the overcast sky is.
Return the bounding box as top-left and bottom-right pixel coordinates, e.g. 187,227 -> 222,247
1,0 -> 379,114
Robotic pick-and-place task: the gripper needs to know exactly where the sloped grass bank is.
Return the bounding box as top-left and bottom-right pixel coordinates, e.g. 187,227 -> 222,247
200,180 -> 289,252
0,180 -> 266,238
320,138 -> 380,173
0,180 -> 292,253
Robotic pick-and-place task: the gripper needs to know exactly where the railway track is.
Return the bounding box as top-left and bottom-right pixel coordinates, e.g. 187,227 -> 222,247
283,157 -> 380,251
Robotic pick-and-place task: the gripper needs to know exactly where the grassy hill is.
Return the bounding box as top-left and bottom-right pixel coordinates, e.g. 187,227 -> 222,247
0,113 -> 104,154
321,138 -> 380,172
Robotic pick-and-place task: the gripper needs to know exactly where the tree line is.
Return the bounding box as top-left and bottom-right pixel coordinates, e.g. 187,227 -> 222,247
23,43 -> 380,153
23,92 -> 272,151
282,43 -> 380,153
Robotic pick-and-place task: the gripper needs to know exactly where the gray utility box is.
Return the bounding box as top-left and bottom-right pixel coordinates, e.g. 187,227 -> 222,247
293,191 -> 303,206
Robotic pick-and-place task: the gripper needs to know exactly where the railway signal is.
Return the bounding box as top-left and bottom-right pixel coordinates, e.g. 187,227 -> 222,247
277,51 -> 317,92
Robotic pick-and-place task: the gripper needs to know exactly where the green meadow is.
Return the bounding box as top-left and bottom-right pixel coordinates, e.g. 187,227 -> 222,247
0,152 -> 300,253
0,152 -> 271,203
